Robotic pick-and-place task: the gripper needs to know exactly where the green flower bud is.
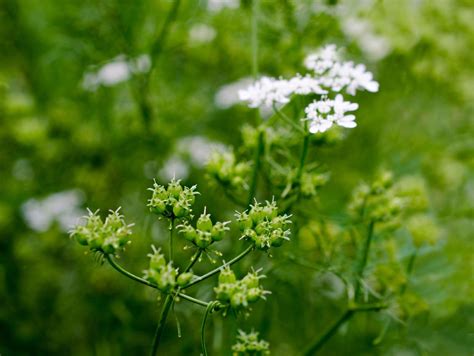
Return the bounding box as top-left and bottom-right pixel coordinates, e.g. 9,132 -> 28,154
218,267 -> 237,284
167,180 -> 183,199
197,212 -> 213,232
231,292 -> 248,309
195,230 -> 212,248
242,272 -> 260,289
215,283 -> 234,302
246,288 -> 262,303
177,272 -> 194,287
237,213 -> 253,231
181,225 -> 197,242
211,221 -> 228,241
173,201 -> 188,218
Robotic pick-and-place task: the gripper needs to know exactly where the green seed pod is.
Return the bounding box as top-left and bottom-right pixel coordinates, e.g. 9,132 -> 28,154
215,283 -> 234,302
246,288 -> 262,303
249,208 -> 265,225
197,213 -> 213,232
74,231 -> 89,246
211,222 -> 227,241
231,292 -> 248,309
242,272 -> 259,289
218,267 -> 237,284
173,201 -> 188,218
181,225 -> 197,242
167,181 -> 183,199
150,199 -> 166,214
195,231 -> 212,248
237,214 -> 253,231
149,253 -> 166,271
255,222 -> 267,235
177,272 -> 194,287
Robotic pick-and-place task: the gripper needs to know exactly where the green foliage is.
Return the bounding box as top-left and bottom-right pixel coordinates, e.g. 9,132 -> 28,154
0,0 -> 472,355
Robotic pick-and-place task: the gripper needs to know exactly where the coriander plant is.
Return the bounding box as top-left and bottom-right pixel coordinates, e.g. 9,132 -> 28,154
70,42 -> 439,355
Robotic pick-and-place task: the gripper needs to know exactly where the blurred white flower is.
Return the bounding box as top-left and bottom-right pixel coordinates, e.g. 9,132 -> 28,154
159,156 -> 189,181
305,94 -> 358,133
342,18 -> 391,61
207,0 -> 239,12
177,136 -> 226,167
22,190 -> 85,232
82,54 -> 151,91
214,77 -> 254,109
189,23 -> 217,45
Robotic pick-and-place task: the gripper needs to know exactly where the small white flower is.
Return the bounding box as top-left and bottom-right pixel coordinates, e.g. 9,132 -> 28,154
304,44 -> 339,74
238,77 -> 291,108
189,23 -> 217,45
304,94 -> 359,133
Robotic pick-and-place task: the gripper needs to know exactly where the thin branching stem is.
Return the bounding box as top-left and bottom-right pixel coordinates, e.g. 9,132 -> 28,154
272,103 -> 305,134
251,0 -> 259,79
303,302 -> 387,355
169,218 -> 175,261
150,295 -> 173,356
106,254 -> 156,288
183,245 -> 254,289
354,220 -> 375,300
201,302 -> 218,356
247,128 -> 265,206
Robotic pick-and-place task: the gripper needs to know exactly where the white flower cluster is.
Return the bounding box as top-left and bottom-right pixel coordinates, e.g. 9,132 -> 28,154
22,190 -> 85,232
305,94 -> 358,133
237,44 -> 379,133
82,54 -> 151,91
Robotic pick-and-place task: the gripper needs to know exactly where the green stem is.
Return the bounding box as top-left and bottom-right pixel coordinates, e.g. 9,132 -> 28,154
183,245 -> 254,289
247,129 -> 265,206
201,302 -> 217,356
135,0 -> 181,125
106,255 -> 210,308
303,309 -> 354,356
169,218 -> 175,261
273,104 -> 305,134
296,128 -> 310,183
150,295 -> 173,356
303,303 -> 387,355
354,220 -> 375,301
400,249 -> 417,294
177,293 -> 209,308
106,254 -> 156,288
184,249 -> 202,273
251,0 -> 259,79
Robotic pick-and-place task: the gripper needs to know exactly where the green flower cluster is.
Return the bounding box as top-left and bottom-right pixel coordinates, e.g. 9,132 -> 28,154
348,171 -> 403,224
70,209 -> 133,254
207,151 -> 251,191
143,246 -> 193,292
298,171 -> 329,198
179,209 -> 230,248
236,200 -> 291,250
232,330 -> 270,356
214,267 -> 268,310
147,179 -> 199,219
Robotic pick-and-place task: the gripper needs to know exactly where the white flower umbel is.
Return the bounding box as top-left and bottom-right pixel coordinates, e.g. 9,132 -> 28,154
237,44 -> 378,113
304,44 -> 339,74
82,54 -> 151,91
238,77 -> 292,108
304,94 -> 359,134
238,75 -> 326,109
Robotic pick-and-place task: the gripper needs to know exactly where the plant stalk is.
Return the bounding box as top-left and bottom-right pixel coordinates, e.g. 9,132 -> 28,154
354,220 -> 375,300
247,129 -> 265,206
183,245 -> 254,289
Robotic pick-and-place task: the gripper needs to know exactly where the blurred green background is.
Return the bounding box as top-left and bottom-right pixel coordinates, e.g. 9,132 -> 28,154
0,0 -> 472,355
